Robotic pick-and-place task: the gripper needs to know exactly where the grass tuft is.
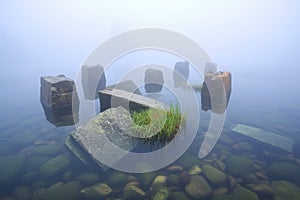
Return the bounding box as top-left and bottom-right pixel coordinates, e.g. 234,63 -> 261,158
131,104 -> 185,144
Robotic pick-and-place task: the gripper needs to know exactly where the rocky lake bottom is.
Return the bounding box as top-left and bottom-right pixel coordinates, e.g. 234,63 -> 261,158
1,102 -> 300,200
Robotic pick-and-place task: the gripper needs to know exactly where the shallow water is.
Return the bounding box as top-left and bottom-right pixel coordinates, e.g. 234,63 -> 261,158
1,87 -> 300,200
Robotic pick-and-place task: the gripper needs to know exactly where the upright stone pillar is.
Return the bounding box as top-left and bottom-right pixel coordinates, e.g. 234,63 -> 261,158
173,61 -> 189,88
40,75 -> 79,126
201,71 -> 231,114
144,69 -> 164,93
81,65 -> 106,100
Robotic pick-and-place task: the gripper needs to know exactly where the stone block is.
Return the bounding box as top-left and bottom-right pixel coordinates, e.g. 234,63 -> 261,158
81,65 -> 106,100
144,69 -> 164,93
201,71 -> 231,114
173,61 -> 189,88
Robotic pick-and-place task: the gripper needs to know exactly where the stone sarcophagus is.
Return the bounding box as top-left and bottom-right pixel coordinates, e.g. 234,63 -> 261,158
40,75 -> 79,126
201,71 -> 231,114
144,69 -> 164,93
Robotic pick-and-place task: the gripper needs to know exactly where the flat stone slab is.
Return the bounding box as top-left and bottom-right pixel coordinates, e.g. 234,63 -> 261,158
99,88 -> 167,112
232,124 -> 294,152
68,107 -> 143,170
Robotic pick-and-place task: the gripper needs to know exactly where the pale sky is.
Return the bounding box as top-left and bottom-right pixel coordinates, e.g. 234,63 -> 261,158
0,0 -> 299,108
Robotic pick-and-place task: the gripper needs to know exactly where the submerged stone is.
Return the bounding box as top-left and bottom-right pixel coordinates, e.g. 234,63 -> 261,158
185,175 -> 212,199
267,162 -> 300,182
226,155 -> 256,177
77,172 -> 100,187
232,184 -> 259,200
123,184 -> 146,200
170,191 -> 191,200
106,171 -> 127,188
271,180 -> 300,200
39,155 -> 71,177
202,165 -> 227,185
232,124 -> 294,152
80,183 -> 112,199
150,186 -> 171,200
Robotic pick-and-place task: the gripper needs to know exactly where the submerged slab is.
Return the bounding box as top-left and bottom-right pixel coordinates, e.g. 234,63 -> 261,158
232,124 -> 294,152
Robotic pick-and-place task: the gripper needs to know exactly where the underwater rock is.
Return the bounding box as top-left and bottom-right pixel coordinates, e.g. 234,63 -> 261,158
202,165 -> 227,185
173,61 -> 189,88
166,174 -> 180,186
201,71 -> 231,114
170,191 -> 191,200
151,175 -> 167,187
188,164 -> 202,175
31,143 -> 62,156
271,180 -> 300,200
123,184 -> 146,200
0,155 -> 24,186
138,172 -> 157,189
179,171 -> 191,186
185,175 -> 212,199
10,131 -> 39,146
176,153 -> 201,170
226,155 -> 256,177
106,80 -> 142,95
232,184 -> 259,200
213,187 -> 228,195
39,154 -> 71,177
81,64 -> 106,100
77,172 -> 100,187
26,155 -> 50,171
144,68 -> 164,93
266,162 -> 300,182
106,171 -> 127,188
232,124 -> 294,153
246,183 -> 273,197
166,165 -> 184,173
211,194 -> 232,200
242,173 -> 259,184
150,186 -> 171,200
32,181 -> 82,200
80,183 -> 112,199
99,88 -> 166,112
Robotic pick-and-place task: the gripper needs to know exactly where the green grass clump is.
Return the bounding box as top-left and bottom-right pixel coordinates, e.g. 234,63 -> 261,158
131,104 -> 184,144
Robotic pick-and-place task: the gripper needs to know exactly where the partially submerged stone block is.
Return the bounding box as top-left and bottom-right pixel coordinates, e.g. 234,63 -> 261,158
40,75 -> 79,126
144,69 -> 164,93
99,88 -> 166,112
232,124 -> 294,153
201,71 -> 231,114
173,61 -> 189,88
105,80 -> 142,95
67,107 -> 142,170
81,65 -> 106,100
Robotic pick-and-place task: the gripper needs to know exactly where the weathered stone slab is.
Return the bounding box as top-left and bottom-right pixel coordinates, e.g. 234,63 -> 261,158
232,124 -> 294,152
40,75 -> 79,126
99,88 -> 166,112
40,75 -> 79,109
173,61 -> 189,88
144,69 -> 164,93
201,71 -> 231,114
68,107 -> 142,170
81,65 -> 106,100
105,80 -> 142,95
